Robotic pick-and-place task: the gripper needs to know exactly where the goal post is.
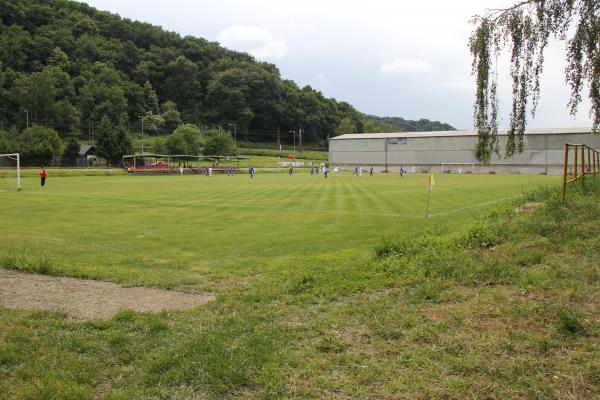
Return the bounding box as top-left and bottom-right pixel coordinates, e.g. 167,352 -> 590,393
440,162 -> 476,174
0,153 -> 21,191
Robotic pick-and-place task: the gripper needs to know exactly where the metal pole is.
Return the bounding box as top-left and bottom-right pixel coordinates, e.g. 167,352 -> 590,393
544,135 -> 548,175
299,129 -> 302,152
24,109 -> 28,128
562,144 -> 568,198
290,131 -> 296,157
16,153 -> 21,191
384,138 -> 388,173
141,115 -> 144,154
277,126 -> 280,150
425,183 -> 432,219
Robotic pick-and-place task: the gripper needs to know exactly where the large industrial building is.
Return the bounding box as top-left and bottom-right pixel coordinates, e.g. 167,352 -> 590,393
328,127 -> 599,175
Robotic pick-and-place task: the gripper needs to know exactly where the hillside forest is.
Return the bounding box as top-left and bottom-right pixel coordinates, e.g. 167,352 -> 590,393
0,0 -> 454,164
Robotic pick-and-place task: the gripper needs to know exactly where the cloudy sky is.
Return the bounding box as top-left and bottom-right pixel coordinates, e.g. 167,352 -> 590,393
83,0 -> 591,130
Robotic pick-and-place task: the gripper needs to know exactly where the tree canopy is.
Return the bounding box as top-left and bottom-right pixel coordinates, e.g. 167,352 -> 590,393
470,0 -> 599,163
0,0 -> 454,151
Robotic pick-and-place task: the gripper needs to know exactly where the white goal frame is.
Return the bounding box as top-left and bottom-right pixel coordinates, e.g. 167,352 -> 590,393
440,162 -> 476,174
0,153 -> 21,191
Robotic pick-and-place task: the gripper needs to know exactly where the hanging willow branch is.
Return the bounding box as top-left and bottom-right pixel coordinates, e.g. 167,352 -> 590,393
470,0 -> 599,163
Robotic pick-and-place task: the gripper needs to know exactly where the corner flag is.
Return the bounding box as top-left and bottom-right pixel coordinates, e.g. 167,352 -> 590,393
428,173 -> 435,191
426,172 -> 435,218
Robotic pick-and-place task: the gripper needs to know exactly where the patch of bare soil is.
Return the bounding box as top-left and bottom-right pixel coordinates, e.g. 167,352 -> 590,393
0,269 -> 215,320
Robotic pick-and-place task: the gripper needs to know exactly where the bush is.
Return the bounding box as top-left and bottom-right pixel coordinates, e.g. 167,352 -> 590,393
456,223 -> 499,249
203,131 -> 235,156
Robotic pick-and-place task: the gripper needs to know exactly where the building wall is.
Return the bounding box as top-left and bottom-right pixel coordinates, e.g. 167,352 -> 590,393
329,133 -> 600,175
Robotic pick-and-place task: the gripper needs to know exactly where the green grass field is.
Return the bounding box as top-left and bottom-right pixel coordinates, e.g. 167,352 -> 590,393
2,171 -> 599,399
0,172 -> 555,290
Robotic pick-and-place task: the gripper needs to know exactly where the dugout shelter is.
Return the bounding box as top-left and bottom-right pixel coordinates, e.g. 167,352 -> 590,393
122,154 -> 250,174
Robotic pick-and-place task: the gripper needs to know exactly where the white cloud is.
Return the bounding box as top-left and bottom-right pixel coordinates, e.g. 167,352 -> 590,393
380,58 -> 433,75
218,25 -> 289,60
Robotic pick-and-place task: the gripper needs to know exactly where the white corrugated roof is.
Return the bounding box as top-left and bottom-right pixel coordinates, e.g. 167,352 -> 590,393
330,127 -> 593,140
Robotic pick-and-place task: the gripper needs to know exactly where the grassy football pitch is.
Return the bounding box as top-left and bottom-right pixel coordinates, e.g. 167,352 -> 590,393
4,171 -> 599,400
1,171 -> 557,290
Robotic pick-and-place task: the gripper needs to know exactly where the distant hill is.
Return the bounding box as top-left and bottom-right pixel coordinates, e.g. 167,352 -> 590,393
362,115 -> 455,133
0,0 -> 455,146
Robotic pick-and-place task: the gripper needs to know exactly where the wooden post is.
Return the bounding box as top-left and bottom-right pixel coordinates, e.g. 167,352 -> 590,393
562,143 -> 569,198
574,145 -> 578,180
581,145 -> 585,184
587,147 -> 591,174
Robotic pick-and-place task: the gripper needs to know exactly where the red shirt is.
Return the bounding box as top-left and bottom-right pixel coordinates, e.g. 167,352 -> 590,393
40,169 -> 47,178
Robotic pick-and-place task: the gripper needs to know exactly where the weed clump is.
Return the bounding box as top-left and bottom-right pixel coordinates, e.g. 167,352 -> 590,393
1,252 -> 55,275
456,223 -> 499,249
288,274 -> 316,295
557,308 -> 585,336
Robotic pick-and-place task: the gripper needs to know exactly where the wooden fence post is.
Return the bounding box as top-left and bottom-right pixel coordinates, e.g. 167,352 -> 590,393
574,145 -> 578,180
581,145 -> 585,184
563,143 -> 569,198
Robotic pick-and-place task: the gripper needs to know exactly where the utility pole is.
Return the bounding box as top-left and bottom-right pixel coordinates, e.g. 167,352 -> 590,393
299,128 -> 302,152
290,130 -> 296,158
139,115 -> 145,153
24,109 -> 29,129
229,123 -> 237,148
277,126 -> 280,150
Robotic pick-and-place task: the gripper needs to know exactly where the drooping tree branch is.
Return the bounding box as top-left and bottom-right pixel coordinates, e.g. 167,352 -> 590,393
470,0 -> 599,163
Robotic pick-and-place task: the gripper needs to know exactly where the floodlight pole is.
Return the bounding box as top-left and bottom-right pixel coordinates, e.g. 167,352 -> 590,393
24,109 -> 29,128
139,115 -> 145,153
229,123 -> 237,148
289,130 -> 296,158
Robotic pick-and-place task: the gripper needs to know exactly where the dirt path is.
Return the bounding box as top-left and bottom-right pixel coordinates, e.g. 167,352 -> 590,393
0,269 -> 215,320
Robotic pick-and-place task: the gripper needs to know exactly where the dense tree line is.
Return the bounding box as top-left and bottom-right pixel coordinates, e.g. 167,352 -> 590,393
360,115 -> 455,134
0,0 -> 454,162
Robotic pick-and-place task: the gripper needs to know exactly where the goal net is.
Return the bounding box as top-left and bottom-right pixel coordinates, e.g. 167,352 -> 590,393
0,153 -> 21,191
440,162 -> 477,174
